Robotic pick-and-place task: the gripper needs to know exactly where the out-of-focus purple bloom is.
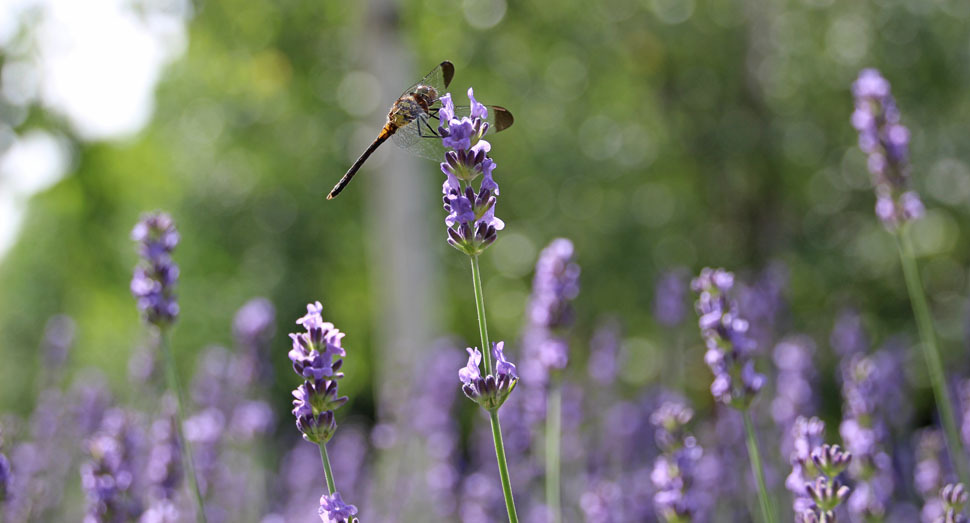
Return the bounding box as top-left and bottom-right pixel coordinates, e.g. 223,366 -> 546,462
787,416 -> 827,514
0,444 -> 9,502
961,380 -> 970,452
145,410 -> 182,503
654,269 -> 689,327
528,238 -> 580,330
319,492 -> 358,523
80,409 -> 145,523
650,398 -> 704,521
439,88 -> 504,255
233,298 -> 276,348
692,267 -> 765,408
130,212 -> 180,327
737,263 -> 789,350
851,68 -> 923,229
915,429 -> 956,523
840,353 -> 895,520
459,342 -> 518,411
41,314 -> 75,374
940,483 -> 968,523
580,479 -> 622,523
587,319 -> 621,386
831,308 -> 868,358
773,336 -> 818,457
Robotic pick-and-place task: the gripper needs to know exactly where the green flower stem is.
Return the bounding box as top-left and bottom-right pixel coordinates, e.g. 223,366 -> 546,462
489,409 -> 519,523
318,442 -> 337,495
160,331 -> 207,523
896,228 -> 970,486
742,409 -> 775,523
469,254 -> 518,523
545,381 -> 562,523
470,255 -> 493,375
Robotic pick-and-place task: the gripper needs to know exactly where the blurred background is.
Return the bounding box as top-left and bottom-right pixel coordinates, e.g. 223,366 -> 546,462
2,0 -> 970,520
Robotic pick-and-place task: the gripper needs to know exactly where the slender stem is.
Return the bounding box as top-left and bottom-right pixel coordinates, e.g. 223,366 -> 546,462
742,409 -> 775,523
468,254 -> 517,522
318,442 -> 337,495
490,409 -> 519,523
896,229 -> 970,485
160,331 -> 207,523
470,255 -> 493,375
545,383 -> 562,523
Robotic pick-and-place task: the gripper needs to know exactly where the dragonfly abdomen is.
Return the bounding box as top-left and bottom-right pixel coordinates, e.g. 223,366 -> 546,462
326,123 -> 397,200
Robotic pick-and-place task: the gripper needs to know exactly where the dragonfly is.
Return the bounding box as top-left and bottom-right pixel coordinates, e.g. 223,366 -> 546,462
327,60 -> 514,199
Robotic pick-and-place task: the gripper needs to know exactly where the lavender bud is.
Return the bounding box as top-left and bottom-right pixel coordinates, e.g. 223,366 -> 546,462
459,343 -> 518,411
130,212 -> 180,327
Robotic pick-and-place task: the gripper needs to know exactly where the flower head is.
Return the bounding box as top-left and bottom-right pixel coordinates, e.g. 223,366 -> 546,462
460,342 -> 518,411
130,212 -> 180,327
851,68 -> 923,229
692,267 -> 764,408
650,397 -> 704,521
319,491 -> 359,523
439,88 -> 504,256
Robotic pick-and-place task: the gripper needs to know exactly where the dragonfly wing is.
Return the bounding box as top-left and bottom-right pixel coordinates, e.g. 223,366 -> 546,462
400,61 -> 455,98
390,114 -> 447,161
451,105 -> 514,133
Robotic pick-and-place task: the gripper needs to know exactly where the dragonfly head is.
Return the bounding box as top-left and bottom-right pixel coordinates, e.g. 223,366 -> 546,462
412,85 -> 439,109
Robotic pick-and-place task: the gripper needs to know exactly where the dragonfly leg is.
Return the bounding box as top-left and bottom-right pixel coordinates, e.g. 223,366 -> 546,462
419,118 -> 441,139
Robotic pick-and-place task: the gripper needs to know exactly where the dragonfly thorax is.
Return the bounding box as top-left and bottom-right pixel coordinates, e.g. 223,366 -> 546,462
388,87 -> 438,130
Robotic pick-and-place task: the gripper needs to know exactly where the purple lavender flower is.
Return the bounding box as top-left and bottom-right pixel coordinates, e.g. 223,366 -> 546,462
319,492 -> 358,523
459,342 -> 518,411
587,319 -> 621,386
830,308 -> 868,358
288,302 -> 346,382
439,88 -> 504,255
650,398 -> 703,521
80,409 -> 145,523
940,483 -> 968,523
0,445 -> 9,503
528,238 -> 580,331
773,336 -> 818,456
787,416 -> 827,514
654,269 -> 689,327
143,400 -> 182,521
691,268 -> 765,408
799,444 -> 852,522
41,314 -> 75,374
130,212 -> 180,327
850,68 -> 924,229
840,353 -> 895,519
915,429 -> 955,523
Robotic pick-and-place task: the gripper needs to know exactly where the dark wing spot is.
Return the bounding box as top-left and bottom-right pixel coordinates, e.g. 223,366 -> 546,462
441,61 -> 455,89
491,106 -> 514,132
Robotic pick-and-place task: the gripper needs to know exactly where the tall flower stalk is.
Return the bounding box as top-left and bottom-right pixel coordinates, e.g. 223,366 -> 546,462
850,68 -> 968,486
286,301 -> 359,523
130,212 -> 206,523
524,238 -> 580,523
440,88 -> 519,523
691,268 -> 774,523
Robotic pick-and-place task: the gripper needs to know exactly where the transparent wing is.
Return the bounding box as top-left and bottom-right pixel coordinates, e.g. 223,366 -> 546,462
390,114 -> 447,160
400,61 -> 455,98
390,104 -> 514,160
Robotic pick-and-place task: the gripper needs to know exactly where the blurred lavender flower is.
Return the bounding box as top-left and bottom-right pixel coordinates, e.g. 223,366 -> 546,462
587,319 -> 621,387
80,409 -> 145,523
961,380 -> 970,452
0,433 -> 9,503
787,416 -> 827,514
830,308 -> 868,358
130,212 -> 180,327
459,342 -> 518,411
439,88 -> 504,255
773,336 -> 818,456
691,268 -> 765,408
520,238 -> 580,390
233,297 -> 277,387
850,68 -> 923,229
579,479 -> 623,523
143,400 -> 183,521
939,483 -> 968,523
40,314 -> 75,376
737,263 -> 789,350
915,429 -> 955,523
840,353 -> 895,520
318,492 -> 358,523
650,398 -> 703,521
654,269 -> 689,327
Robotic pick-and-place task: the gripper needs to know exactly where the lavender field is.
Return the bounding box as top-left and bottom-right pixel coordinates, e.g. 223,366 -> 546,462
3,0 -> 970,522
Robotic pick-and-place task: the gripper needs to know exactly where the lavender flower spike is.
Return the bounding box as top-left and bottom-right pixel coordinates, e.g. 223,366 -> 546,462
798,443 -> 852,523
460,342 -> 518,411
319,492 -> 359,523
691,268 -> 764,408
650,398 -> 704,521
439,88 -> 504,256
130,212 -> 180,327
851,68 -> 923,229
287,301 -> 349,445
940,483 -> 968,523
